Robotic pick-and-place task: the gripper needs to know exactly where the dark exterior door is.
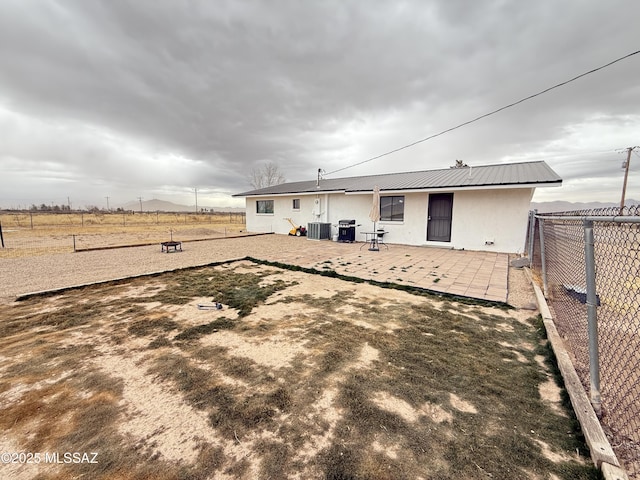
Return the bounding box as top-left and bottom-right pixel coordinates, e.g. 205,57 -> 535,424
427,193 -> 453,242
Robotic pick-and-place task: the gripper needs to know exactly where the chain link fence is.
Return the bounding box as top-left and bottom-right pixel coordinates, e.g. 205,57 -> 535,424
0,211 -> 246,258
527,205 -> 640,478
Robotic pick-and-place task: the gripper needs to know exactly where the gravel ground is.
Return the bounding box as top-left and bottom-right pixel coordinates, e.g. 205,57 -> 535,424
0,234 -> 534,308
0,234 -> 292,302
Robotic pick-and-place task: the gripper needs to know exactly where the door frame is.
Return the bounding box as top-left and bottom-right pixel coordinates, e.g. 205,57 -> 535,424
426,193 -> 454,242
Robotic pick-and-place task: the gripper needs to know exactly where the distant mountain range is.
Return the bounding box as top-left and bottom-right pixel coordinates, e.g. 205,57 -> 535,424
530,200 -> 639,213
121,199 -> 245,213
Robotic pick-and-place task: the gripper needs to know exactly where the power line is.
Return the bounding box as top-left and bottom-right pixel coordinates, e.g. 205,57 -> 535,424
503,147 -> 628,164
326,49 -> 640,176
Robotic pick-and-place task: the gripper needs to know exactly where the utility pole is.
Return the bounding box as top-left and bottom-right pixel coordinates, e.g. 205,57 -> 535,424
137,196 -> 143,213
620,146 -> 638,215
105,196 -> 110,211
194,187 -> 198,213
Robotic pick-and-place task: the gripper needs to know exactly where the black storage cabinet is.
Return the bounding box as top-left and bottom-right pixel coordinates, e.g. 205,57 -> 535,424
338,219 -> 356,242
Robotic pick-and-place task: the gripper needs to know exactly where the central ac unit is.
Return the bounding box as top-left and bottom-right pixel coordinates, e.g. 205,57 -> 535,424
308,222 -> 331,240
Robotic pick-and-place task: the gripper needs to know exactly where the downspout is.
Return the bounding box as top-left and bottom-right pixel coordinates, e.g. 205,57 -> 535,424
324,193 -> 329,223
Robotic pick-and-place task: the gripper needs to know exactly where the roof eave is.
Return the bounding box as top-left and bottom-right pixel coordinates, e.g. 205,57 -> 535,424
236,181 -> 562,197
235,189 -> 347,198
343,181 -> 563,194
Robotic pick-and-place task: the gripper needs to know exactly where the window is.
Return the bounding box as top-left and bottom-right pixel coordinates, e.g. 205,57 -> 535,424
380,196 -> 404,221
256,200 -> 274,214
292,198 -> 300,210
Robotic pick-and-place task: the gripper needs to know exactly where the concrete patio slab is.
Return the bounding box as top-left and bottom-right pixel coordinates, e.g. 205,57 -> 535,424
258,238 -> 509,303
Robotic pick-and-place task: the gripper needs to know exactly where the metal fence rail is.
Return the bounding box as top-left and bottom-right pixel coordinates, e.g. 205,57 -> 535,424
528,205 -> 640,478
0,210 -> 246,229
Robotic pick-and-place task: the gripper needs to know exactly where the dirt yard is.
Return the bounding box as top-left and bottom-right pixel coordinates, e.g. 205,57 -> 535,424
0,261 -> 599,479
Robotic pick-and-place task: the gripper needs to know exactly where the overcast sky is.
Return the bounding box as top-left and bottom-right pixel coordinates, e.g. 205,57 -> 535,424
1,0 -> 639,209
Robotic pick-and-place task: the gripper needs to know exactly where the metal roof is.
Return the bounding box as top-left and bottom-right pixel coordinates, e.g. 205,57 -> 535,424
234,161 -> 562,197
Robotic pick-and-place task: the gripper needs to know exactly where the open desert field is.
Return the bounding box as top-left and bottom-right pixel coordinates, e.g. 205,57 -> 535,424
0,211 -> 247,258
0,260 -> 599,479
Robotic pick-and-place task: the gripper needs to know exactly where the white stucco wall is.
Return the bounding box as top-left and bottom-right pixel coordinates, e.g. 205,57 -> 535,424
244,187 -> 534,253
447,188 -> 533,253
248,195 -> 319,234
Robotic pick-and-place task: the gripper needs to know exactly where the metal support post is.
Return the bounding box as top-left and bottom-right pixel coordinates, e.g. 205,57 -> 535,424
0,222 -> 4,248
583,220 -> 601,416
538,218 -> 548,297
527,210 -> 536,264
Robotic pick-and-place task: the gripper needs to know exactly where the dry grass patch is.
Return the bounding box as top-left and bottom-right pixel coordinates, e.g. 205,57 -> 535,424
0,261 -> 601,479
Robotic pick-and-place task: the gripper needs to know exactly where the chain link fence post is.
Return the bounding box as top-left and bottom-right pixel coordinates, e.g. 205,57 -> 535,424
583,219 -> 601,416
538,216 -> 548,296
527,209 -> 536,264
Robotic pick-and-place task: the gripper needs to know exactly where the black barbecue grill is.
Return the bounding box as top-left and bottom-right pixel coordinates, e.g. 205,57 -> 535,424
338,219 -> 356,242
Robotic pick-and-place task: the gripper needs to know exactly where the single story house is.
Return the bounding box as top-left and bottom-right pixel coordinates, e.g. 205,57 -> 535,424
233,161 -> 562,253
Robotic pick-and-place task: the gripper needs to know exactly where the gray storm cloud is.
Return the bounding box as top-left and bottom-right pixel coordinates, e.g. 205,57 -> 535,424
0,0 -> 638,207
